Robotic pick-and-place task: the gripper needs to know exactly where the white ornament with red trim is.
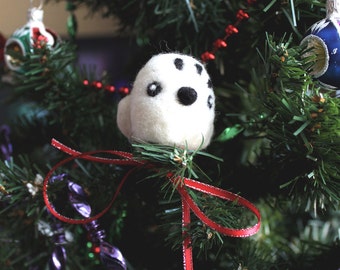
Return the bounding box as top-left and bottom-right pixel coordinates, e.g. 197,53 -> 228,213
4,0 -> 60,73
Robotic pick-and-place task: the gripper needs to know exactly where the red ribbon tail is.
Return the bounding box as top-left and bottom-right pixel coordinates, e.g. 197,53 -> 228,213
182,200 -> 194,270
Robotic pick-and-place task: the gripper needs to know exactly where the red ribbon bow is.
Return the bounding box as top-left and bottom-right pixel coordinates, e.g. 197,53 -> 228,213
43,139 -> 261,270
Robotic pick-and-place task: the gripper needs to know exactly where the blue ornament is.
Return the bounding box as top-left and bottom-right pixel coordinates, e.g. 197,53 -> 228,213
301,0 -> 340,89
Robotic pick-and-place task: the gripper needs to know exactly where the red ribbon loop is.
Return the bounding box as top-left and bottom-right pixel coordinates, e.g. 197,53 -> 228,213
43,139 -> 261,270
178,177 -> 261,237
43,139 -> 143,224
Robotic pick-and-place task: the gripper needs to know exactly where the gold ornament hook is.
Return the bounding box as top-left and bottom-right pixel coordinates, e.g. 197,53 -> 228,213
30,0 -> 44,9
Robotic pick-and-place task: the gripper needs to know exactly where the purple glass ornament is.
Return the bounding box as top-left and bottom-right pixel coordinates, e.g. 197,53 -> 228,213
49,246 -> 67,270
49,173 -> 68,184
49,217 -> 67,270
51,221 -> 68,245
84,220 -> 106,242
68,181 -> 87,198
68,182 -> 92,218
0,125 -> 13,161
68,180 -> 127,270
47,174 -> 69,270
99,241 -> 127,270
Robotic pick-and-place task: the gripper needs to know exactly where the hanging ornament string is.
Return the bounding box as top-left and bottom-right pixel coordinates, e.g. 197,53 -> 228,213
28,0 -> 57,49
43,139 -> 261,270
201,0 -> 256,62
30,0 -> 44,9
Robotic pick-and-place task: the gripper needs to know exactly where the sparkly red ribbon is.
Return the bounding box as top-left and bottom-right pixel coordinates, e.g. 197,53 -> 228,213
43,139 -> 261,270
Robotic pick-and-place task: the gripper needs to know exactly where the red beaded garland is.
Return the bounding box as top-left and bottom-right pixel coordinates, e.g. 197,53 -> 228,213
236,9 -> 250,20
201,51 -> 215,62
82,79 -> 130,95
225,24 -> 239,36
213,39 -> 227,49
201,0 -> 255,62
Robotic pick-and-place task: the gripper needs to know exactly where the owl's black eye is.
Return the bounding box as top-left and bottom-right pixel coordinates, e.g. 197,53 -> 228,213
147,82 -> 162,97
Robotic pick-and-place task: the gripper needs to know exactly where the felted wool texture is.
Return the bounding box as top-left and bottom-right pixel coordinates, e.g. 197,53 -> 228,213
117,53 -> 215,150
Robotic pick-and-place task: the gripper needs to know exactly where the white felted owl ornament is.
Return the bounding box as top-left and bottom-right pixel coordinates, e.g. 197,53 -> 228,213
117,53 -> 215,150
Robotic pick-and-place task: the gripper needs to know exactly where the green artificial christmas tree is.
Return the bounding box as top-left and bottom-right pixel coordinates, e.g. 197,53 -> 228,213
0,0 -> 339,269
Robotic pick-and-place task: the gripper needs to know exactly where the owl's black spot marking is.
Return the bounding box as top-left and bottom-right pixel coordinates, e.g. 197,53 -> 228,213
195,63 -> 203,75
174,58 -> 184,70
147,82 -> 162,97
207,95 -> 213,109
207,79 -> 212,89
